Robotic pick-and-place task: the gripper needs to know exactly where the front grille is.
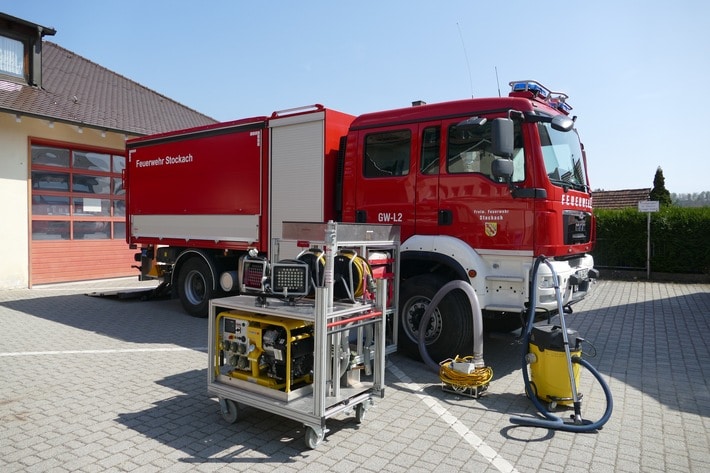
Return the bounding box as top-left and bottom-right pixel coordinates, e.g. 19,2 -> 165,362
563,210 -> 591,244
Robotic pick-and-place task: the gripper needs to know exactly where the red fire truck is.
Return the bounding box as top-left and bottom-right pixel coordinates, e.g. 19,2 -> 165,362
125,80 -> 597,360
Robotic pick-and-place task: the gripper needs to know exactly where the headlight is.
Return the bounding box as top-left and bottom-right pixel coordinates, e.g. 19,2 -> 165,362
538,275 -> 556,289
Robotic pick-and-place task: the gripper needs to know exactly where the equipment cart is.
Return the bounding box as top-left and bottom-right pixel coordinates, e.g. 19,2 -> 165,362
207,222 -> 399,449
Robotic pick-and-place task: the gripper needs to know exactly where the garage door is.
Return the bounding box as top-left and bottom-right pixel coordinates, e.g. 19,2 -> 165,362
30,141 -> 135,285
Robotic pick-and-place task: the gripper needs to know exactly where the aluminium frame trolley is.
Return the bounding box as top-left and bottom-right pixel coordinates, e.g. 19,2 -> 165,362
207,221 -> 400,449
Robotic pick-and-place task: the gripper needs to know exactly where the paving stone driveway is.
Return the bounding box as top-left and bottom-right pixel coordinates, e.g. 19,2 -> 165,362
1,278 -> 708,472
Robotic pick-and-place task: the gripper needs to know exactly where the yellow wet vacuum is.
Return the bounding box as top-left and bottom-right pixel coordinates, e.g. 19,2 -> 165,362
510,256 -> 613,432
528,325 -> 582,408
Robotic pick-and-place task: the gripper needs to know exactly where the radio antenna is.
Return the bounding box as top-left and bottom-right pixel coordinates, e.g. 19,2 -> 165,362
495,66 -> 501,97
457,22 -> 474,98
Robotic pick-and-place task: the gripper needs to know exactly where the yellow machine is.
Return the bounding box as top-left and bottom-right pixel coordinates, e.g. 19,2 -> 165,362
528,325 -> 582,407
215,311 -> 314,393
512,256 -> 613,432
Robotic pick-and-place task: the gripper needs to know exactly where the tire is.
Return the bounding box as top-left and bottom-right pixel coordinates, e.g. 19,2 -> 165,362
177,257 -> 215,318
398,274 -> 473,362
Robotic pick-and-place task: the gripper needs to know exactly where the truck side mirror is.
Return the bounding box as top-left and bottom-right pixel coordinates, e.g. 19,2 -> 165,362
491,118 -> 514,158
492,158 -> 514,180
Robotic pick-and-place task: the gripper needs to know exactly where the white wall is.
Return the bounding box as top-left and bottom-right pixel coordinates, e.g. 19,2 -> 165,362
0,113 -> 30,287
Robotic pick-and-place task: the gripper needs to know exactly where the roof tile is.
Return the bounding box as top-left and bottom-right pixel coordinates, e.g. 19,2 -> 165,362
0,41 -> 216,135
592,188 -> 651,210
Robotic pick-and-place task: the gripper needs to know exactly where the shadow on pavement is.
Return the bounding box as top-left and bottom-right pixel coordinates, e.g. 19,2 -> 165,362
0,292 -> 207,349
115,368 -> 363,461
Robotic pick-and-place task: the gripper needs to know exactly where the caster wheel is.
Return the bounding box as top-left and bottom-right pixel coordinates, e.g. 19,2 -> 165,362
220,398 -> 238,424
355,403 -> 367,424
304,426 -> 324,449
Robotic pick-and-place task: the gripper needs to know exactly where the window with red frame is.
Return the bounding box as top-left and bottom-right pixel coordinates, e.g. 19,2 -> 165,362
30,143 -> 126,240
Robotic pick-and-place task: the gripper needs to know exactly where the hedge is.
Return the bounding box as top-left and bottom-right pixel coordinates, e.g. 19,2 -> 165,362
592,207 -> 710,274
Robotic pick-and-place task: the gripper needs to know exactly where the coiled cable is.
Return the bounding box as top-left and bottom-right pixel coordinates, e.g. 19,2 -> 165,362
439,355 -> 494,390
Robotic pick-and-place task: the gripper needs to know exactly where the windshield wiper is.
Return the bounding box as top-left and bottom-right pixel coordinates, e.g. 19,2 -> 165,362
549,178 -> 587,192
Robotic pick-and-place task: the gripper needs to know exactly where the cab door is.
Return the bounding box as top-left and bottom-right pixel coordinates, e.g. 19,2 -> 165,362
348,125 -> 416,239
435,117 -> 533,251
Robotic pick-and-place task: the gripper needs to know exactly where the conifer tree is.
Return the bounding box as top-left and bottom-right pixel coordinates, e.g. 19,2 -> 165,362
649,166 -> 672,206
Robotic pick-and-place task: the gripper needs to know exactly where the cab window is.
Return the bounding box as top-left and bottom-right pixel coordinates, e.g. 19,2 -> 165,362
363,130 -> 411,177
420,126 -> 440,175
446,121 -> 525,182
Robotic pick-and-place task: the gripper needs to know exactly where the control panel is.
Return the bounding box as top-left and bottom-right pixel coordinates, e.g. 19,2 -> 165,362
218,311 -> 314,392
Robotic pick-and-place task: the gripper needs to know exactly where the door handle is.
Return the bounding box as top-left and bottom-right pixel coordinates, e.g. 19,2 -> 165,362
438,209 -> 453,225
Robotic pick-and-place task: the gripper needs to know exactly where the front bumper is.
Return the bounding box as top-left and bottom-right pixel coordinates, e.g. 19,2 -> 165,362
534,254 -> 597,311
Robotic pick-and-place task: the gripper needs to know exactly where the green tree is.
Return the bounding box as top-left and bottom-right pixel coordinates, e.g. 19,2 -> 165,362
649,166 -> 672,206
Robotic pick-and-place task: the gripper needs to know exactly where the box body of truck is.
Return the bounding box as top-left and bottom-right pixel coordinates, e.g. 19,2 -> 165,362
126,106 -> 355,315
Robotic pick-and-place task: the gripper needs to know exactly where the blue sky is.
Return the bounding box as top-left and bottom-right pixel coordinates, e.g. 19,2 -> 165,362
3,0 -> 709,193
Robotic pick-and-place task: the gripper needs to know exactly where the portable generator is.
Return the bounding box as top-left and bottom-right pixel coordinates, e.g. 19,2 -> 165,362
528,325 -> 582,408
216,311 -> 314,393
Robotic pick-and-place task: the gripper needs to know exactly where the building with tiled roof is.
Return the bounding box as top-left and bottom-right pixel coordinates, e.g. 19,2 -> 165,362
0,12 -> 217,288
2,40 -> 216,136
592,188 -> 651,210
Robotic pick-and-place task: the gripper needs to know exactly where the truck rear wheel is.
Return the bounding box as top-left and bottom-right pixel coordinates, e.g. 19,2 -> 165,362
178,257 -> 215,318
398,274 -> 473,362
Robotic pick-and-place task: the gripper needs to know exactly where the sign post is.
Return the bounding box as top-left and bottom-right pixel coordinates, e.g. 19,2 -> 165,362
638,200 -> 660,279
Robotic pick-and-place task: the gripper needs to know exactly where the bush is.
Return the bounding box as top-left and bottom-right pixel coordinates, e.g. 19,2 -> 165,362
593,207 -> 710,274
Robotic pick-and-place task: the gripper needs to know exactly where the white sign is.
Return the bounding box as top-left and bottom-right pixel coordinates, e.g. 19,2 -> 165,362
638,200 -> 660,213
82,198 -> 102,213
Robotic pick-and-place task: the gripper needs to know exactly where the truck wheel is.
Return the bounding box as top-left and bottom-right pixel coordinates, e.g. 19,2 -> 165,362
178,257 -> 214,318
399,274 -> 473,362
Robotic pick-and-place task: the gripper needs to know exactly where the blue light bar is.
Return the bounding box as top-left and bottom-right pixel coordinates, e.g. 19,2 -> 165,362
549,97 -> 573,113
510,80 -> 573,114
510,80 -> 550,99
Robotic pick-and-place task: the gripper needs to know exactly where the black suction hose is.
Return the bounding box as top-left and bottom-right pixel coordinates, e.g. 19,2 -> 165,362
509,256 -> 613,432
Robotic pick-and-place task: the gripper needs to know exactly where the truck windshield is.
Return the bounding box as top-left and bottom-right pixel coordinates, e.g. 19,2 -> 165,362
537,122 -> 587,191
